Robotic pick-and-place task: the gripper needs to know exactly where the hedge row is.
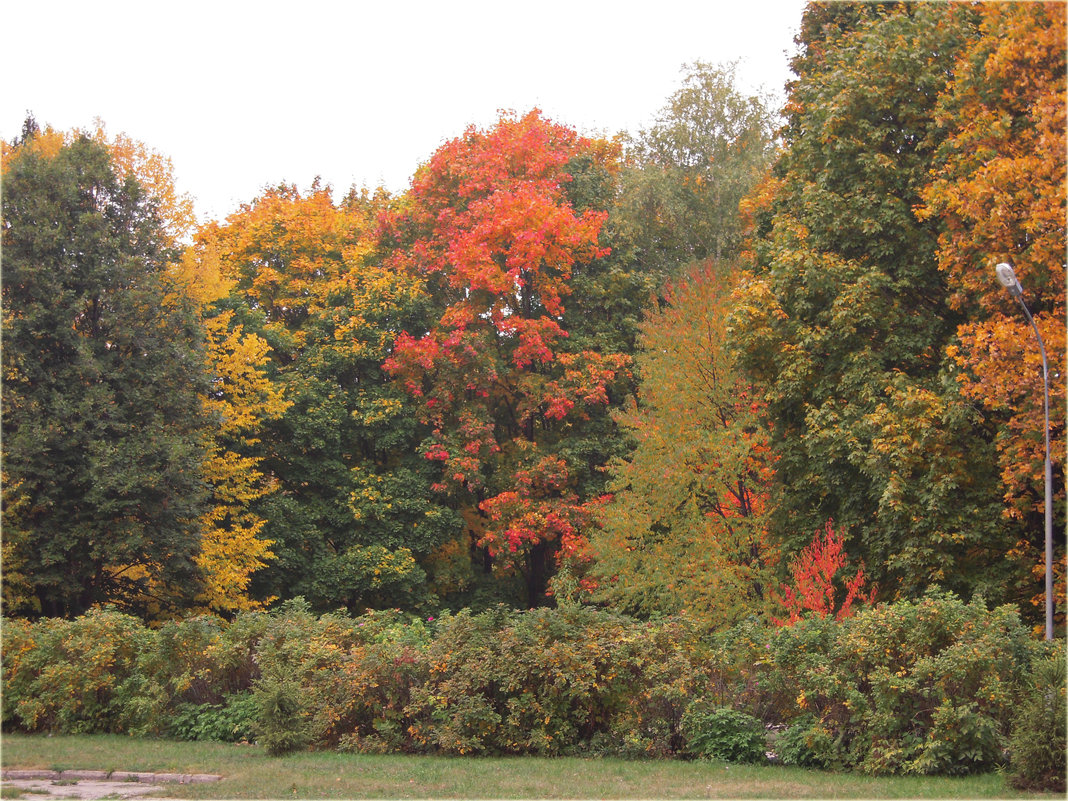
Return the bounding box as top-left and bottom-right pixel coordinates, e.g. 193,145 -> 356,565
2,590 -> 1063,788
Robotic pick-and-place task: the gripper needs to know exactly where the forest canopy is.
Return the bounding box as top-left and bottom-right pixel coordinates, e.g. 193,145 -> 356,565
2,3 -> 1064,636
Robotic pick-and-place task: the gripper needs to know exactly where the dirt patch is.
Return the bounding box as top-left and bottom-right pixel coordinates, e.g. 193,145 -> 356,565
2,770 -> 221,800
1,778 -> 166,799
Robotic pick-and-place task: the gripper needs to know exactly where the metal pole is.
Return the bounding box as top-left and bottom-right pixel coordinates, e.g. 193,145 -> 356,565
1015,298 -> 1054,641
996,262 -> 1054,640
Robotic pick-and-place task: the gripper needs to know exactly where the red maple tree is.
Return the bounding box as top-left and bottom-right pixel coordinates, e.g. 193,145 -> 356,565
384,110 -> 629,604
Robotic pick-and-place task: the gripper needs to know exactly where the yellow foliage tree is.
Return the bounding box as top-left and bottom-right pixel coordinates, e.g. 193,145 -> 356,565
93,124 -> 292,615
193,309 -> 290,613
589,264 -> 779,626
89,120 -> 198,244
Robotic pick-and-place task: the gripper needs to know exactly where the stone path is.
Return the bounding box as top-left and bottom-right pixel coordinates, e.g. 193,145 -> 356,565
1,769 -> 222,800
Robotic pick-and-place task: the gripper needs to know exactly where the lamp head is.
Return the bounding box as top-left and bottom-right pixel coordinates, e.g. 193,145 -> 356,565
995,262 -> 1023,297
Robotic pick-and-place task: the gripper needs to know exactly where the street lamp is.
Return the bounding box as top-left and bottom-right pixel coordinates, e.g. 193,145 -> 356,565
995,261 -> 1054,641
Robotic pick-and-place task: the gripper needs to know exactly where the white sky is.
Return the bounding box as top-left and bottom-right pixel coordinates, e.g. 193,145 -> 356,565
3,0 -> 805,224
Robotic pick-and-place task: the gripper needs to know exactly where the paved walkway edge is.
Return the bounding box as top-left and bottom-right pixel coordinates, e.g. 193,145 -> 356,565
2,769 -> 221,783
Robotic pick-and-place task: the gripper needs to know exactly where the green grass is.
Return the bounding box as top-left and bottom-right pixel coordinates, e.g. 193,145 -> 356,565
0,734 -> 1053,799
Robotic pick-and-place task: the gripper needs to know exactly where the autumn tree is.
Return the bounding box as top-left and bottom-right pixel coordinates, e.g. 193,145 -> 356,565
188,307 -> 291,613
771,522 -> 874,626
1,118 -> 283,618
730,3 -> 1019,601
384,111 -> 631,606
588,264 -> 778,626
89,121 -> 292,615
918,1 -> 1066,620
2,122 -> 209,617
200,182 -> 455,612
88,119 -> 198,244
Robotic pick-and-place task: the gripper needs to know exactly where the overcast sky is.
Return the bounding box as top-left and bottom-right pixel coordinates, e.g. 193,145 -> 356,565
3,0 -> 805,223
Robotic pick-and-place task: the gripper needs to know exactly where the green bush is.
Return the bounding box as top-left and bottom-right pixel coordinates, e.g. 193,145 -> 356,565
1,618 -> 36,730
170,692 -> 258,742
122,614 -> 227,735
765,589 -> 1037,775
332,609 -> 433,754
705,619 -> 791,724
402,606 -> 715,757
253,668 -> 314,756
250,598 -> 358,755
681,705 -> 766,763
0,607 -> 156,734
404,605 -> 617,756
403,608 -> 503,755
603,615 -> 718,757
121,611 -> 270,736
775,715 -> 840,769
1008,646 -> 1067,793
1,593 -> 1047,771
488,606 -> 635,756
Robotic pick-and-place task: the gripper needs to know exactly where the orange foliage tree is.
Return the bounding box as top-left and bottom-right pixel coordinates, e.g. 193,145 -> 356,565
384,111 -> 630,605
919,1 -> 1066,619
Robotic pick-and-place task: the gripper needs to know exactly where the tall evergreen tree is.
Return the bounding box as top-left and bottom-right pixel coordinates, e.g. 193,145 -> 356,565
2,126 -> 210,617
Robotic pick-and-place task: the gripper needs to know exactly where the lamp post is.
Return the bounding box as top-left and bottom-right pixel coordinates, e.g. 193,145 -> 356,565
995,261 -> 1054,641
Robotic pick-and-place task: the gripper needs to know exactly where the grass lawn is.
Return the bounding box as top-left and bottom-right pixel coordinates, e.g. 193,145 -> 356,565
0,734 -> 1053,799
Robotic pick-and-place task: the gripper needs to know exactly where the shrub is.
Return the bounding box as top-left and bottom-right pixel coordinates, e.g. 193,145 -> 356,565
490,606 -> 635,756
404,606 -> 713,757
1,607 -> 156,734
1,618 -> 36,730
681,704 -> 766,763
1008,646 -> 1067,793
765,589 -> 1037,775
170,692 -> 258,742
122,615 -> 228,736
331,609 -> 432,754
772,522 -> 874,625
253,667 -> 314,755
1,591 -> 1045,773
775,715 -> 840,769
121,611 -> 270,736
604,615 -> 718,757
250,598 -> 358,755
403,608 -> 503,755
